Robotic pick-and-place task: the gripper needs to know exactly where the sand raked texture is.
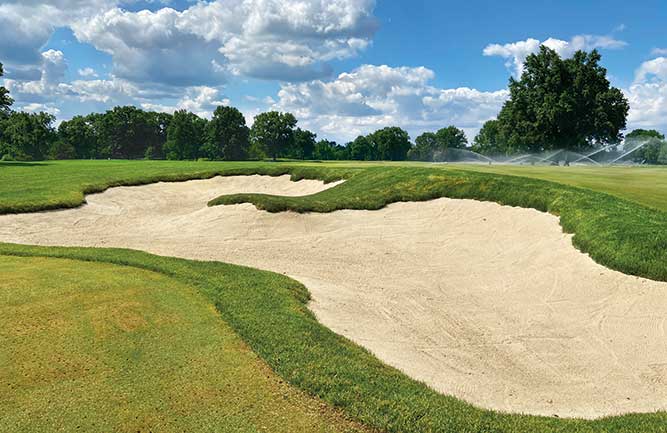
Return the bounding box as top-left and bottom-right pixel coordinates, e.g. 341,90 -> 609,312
1,175 -> 666,419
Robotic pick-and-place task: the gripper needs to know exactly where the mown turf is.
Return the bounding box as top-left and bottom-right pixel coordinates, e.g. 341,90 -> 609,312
3,160 -> 667,432
0,255 -> 371,433
1,244 -> 666,433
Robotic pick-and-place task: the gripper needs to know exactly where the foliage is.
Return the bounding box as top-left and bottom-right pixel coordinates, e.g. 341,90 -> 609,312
288,128 -> 317,160
348,135 -> 376,160
0,62 -> 13,117
472,119 -> 503,155
250,111 -> 297,160
626,130 -> 667,164
0,111 -> 56,160
487,47 -> 629,154
367,126 -> 411,161
202,106 -> 249,160
410,126 -> 468,161
57,115 -> 99,159
164,110 -> 206,160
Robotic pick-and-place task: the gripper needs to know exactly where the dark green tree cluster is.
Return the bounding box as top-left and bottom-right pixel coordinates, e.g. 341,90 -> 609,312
473,47 -> 630,155
408,126 -> 468,161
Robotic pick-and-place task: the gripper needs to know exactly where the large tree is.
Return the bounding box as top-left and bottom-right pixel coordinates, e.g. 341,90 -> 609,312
250,111 -> 297,161
164,110 -> 204,160
203,106 -> 249,160
367,127 -> 411,161
348,135 -> 376,160
97,106 -> 156,159
495,46 -> 629,153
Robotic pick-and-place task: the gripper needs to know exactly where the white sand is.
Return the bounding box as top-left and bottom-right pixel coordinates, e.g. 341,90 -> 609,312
1,175 -> 666,419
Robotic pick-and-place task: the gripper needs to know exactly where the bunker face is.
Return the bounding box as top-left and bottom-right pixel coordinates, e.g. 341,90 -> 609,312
1,175 -> 666,419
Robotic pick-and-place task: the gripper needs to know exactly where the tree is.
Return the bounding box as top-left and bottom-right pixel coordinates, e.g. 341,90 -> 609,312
495,46 -> 629,153
0,112 -> 56,160
409,127 -> 468,161
625,130 -> 666,164
349,135 -> 377,160
472,119 -> 504,155
58,116 -> 99,159
367,127 -> 412,161
164,110 -> 204,160
435,126 -> 467,149
250,111 -> 297,161
0,62 -> 12,117
203,106 -> 249,160
409,132 -> 438,161
626,129 -> 665,141
97,106 -> 155,159
313,139 -> 336,160
290,128 -> 317,160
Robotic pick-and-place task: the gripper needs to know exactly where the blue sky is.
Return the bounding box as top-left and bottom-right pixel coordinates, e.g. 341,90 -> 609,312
1,0 -> 666,142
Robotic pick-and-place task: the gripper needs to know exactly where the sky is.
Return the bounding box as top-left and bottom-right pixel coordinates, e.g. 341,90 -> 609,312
1,0 -> 666,143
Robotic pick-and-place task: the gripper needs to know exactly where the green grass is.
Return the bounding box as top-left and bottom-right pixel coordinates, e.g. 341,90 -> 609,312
210,166 -> 667,282
0,255 -> 370,433
1,244 -> 666,433
2,159 -> 667,432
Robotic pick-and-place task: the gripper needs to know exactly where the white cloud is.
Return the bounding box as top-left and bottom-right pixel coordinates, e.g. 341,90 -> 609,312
78,67 -> 98,78
70,0 -> 378,85
624,57 -> 667,133
5,49 -> 68,97
483,35 -> 627,77
141,86 -> 229,118
22,102 -> 61,116
652,48 -> 667,56
635,57 -> 667,82
275,64 -> 508,142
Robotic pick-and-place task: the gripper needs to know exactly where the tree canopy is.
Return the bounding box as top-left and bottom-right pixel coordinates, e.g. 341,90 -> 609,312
250,111 -> 297,161
367,127 -> 411,161
478,47 -> 629,155
409,126 -> 468,161
202,106 -> 248,160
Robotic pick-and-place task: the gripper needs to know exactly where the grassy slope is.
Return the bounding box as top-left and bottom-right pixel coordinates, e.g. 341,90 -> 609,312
0,255 -> 370,433
449,164 -> 667,212
1,244 -> 665,433
211,166 -> 667,282
2,160 -> 667,432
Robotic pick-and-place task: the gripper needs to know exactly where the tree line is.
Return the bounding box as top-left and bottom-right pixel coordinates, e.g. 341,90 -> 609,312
1,48 -> 666,163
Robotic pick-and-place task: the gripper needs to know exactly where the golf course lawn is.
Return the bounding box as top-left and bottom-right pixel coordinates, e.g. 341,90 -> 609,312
0,255 -> 369,433
2,160 -> 667,433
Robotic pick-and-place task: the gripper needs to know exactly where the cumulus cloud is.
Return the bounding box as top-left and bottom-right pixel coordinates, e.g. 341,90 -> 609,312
141,86 -> 230,118
624,57 -> 667,133
275,64 -> 508,142
0,0 -> 117,67
78,67 -> 98,78
483,35 -> 627,77
70,0 -> 378,85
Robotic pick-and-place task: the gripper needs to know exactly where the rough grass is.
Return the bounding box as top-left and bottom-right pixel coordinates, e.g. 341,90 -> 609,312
1,244 -> 666,433
0,255 -> 371,433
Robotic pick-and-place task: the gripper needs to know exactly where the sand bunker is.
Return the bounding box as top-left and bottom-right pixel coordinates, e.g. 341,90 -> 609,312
1,175 -> 666,418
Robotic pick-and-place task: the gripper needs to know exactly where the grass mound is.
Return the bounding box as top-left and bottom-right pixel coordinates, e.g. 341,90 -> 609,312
210,166 -> 667,282
0,255 -> 369,433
